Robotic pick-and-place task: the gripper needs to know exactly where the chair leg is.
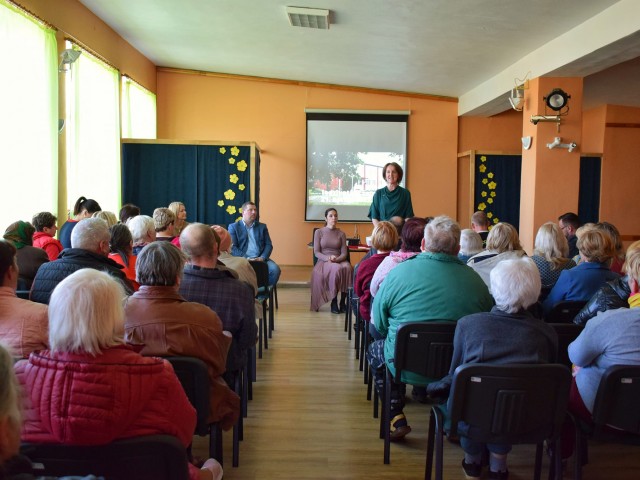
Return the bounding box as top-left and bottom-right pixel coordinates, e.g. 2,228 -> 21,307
210,424 -> 223,466
268,289 -> 274,338
242,362 -> 249,418
359,324 -> 368,372
534,442 -> 543,480
232,420 -> 240,467
433,408 -> 445,480
383,367 -> 391,464
366,363 -> 373,400
258,308 -> 264,359
274,283 -> 278,310
344,289 -> 351,332
425,408 -> 436,480
373,379 -> 379,418
262,303 -> 269,351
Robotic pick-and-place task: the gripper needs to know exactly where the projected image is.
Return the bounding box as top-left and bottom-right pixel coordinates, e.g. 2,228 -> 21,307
305,113 -> 408,222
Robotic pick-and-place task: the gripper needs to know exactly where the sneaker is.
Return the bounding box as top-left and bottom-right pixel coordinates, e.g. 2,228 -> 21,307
389,413 -> 411,441
488,469 -> 509,480
461,459 -> 482,480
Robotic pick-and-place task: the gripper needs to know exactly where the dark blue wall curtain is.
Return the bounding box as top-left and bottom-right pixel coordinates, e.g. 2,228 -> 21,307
578,156 -> 601,224
473,154 -> 522,231
122,143 -> 254,226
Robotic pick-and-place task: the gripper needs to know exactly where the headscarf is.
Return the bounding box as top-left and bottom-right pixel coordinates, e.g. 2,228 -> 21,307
3,221 -> 34,249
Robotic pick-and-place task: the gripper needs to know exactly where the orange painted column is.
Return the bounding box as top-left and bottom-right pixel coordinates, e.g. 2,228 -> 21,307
519,77 -> 583,253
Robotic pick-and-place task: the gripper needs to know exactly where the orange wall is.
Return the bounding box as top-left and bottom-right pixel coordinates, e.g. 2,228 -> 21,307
458,110 -> 523,153
157,71 -> 459,266
582,106 -> 606,154
15,0 -> 156,91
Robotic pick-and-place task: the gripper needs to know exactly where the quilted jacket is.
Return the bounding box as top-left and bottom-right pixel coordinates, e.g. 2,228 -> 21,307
573,275 -> 631,326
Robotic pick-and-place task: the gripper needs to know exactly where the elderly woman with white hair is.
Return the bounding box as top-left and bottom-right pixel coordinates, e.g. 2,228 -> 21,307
127,214 -> 156,255
429,258 -> 557,480
14,269 -> 223,480
458,228 -> 484,263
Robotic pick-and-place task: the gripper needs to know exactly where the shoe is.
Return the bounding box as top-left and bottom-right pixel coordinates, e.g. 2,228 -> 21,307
461,459 -> 482,480
201,458 -> 223,480
488,469 -> 509,480
330,299 -> 340,314
389,413 -> 411,441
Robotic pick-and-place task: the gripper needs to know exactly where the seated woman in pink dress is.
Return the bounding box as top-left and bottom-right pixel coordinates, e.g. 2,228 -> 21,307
310,208 -> 353,314
15,268 -> 222,480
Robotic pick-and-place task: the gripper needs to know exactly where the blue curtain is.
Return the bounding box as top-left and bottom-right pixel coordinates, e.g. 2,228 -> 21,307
122,143 -> 254,225
578,156 -> 601,224
474,154 -> 522,231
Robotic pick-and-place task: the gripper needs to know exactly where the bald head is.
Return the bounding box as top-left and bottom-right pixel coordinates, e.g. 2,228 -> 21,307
180,223 -> 218,265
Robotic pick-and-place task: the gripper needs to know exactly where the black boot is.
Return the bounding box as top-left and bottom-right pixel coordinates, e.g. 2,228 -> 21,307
339,292 -> 347,313
330,297 -> 340,314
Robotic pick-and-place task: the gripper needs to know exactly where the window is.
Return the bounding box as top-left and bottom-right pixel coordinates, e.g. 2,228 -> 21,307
0,1 -> 57,230
121,75 -> 156,139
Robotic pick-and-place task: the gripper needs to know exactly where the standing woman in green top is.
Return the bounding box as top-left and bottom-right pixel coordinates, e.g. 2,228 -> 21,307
368,162 -> 414,227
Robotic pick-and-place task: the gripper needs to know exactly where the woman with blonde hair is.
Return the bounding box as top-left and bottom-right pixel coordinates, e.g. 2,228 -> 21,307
168,201 -> 189,236
467,222 -> 526,291
355,221 -> 398,322
15,269 -> 222,480
597,221 -> 625,274
531,222 -> 576,295
92,210 -> 118,227
543,228 -> 620,316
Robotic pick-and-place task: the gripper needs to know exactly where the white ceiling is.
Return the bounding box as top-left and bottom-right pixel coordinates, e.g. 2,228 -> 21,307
78,0 -> 640,116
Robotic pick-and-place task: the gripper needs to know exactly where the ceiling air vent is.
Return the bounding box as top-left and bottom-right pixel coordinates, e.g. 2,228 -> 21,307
286,6 -> 330,29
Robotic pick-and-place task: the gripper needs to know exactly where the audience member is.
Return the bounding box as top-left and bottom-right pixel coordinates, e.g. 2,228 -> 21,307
543,228 -> 620,315
228,201 -> 280,286
368,162 -> 414,227
389,216 -> 405,251
3,221 -> 48,290
355,221 -> 398,325
0,240 -> 48,358
467,222 -> 526,292
127,214 -> 156,255
59,196 -> 101,249
92,210 -> 118,227
368,215 -> 493,440
124,242 -> 240,430
30,218 -> 133,304
108,223 -> 139,291
168,201 -> 189,236
179,223 -> 257,375
153,207 -> 177,242
430,258 -> 557,480
570,223 -> 596,265
531,222 -> 575,296
596,221 -> 625,274
458,228 -> 484,263
310,208 -> 353,313
558,212 -> 581,258
470,210 -> 490,246
118,203 -> 140,224
31,211 -> 63,261
15,269 -> 222,480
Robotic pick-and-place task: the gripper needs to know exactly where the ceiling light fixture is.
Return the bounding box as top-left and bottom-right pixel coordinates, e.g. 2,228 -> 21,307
286,6 -> 330,29
544,88 -> 571,112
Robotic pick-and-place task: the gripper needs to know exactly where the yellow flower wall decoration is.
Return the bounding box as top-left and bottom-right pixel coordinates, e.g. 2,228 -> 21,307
226,205 -> 237,215
237,160 -> 247,172
488,181 -> 497,190
487,172 -> 494,179
219,147 -> 226,154
217,200 -> 224,207
493,217 -> 499,224
236,216 -> 242,222
490,192 -> 496,198
487,198 -> 493,204
224,189 -> 236,200
481,191 -> 487,197
229,174 -> 239,184
487,212 -> 493,219
480,156 -> 487,162
479,164 -> 487,173
482,178 -> 488,185
238,184 -> 245,191
229,157 -> 235,165
231,146 -> 240,157
478,203 -> 486,211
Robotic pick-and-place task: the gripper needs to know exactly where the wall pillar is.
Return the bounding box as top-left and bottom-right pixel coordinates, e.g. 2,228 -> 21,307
519,77 -> 583,252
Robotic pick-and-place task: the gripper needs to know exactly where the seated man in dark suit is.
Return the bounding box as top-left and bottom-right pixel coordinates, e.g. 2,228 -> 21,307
179,223 -> 257,377
228,201 -> 280,286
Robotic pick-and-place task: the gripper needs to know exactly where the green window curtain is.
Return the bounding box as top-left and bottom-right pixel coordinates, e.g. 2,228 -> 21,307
121,75 -> 156,139
66,43 -> 121,213
0,1 -> 57,229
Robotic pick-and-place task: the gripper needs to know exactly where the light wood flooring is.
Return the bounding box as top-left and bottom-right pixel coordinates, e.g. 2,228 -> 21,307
193,286 -> 640,479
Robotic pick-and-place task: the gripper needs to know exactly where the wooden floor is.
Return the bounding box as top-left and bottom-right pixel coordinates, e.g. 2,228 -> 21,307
193,286 -> 639,479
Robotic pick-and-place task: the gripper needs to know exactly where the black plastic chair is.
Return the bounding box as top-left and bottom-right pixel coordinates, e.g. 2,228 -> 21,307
16,290 -> 30,300
250,260 -> 273,358
21,434 -> 189,480
163,356 -> 226,465
548,323 -> 583,368
426,363 -> 572,480
545,300 -> 587,323
381,321 -> 456,464
573,364 -> 640,480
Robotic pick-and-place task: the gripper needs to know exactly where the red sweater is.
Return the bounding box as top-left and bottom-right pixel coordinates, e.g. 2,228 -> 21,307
354,252 -> 391,321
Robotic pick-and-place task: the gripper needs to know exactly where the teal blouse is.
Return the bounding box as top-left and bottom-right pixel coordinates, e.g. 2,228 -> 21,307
368,186 -> 414,221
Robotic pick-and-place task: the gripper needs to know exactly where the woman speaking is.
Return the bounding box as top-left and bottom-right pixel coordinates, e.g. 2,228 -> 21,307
368,162 -> 414,226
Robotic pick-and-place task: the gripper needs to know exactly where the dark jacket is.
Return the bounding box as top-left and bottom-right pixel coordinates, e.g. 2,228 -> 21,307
573,275 -> 631,326
29,248 -> 133,304
228,221 -> 273,260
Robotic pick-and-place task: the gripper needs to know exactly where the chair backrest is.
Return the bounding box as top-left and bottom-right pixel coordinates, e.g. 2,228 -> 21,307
311,227 -> 319,265
591,365 -> 640,436
392,321 -> 456,383
21,434 -> 189,480
545,300 -> 587,323
448,363 -> 571,445
16,290 -> 30,300
163,356 -> 210,435
249,260 -> 269,291
548,323 -> 584,368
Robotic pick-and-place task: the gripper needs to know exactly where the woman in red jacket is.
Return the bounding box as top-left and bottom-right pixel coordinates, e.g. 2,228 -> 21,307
15,269 -> 222,480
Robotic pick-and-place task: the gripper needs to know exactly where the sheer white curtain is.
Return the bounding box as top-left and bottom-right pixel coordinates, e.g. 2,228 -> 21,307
0,1 -> 57,231
121,75 -> 156,139
66,43 -> 121,213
